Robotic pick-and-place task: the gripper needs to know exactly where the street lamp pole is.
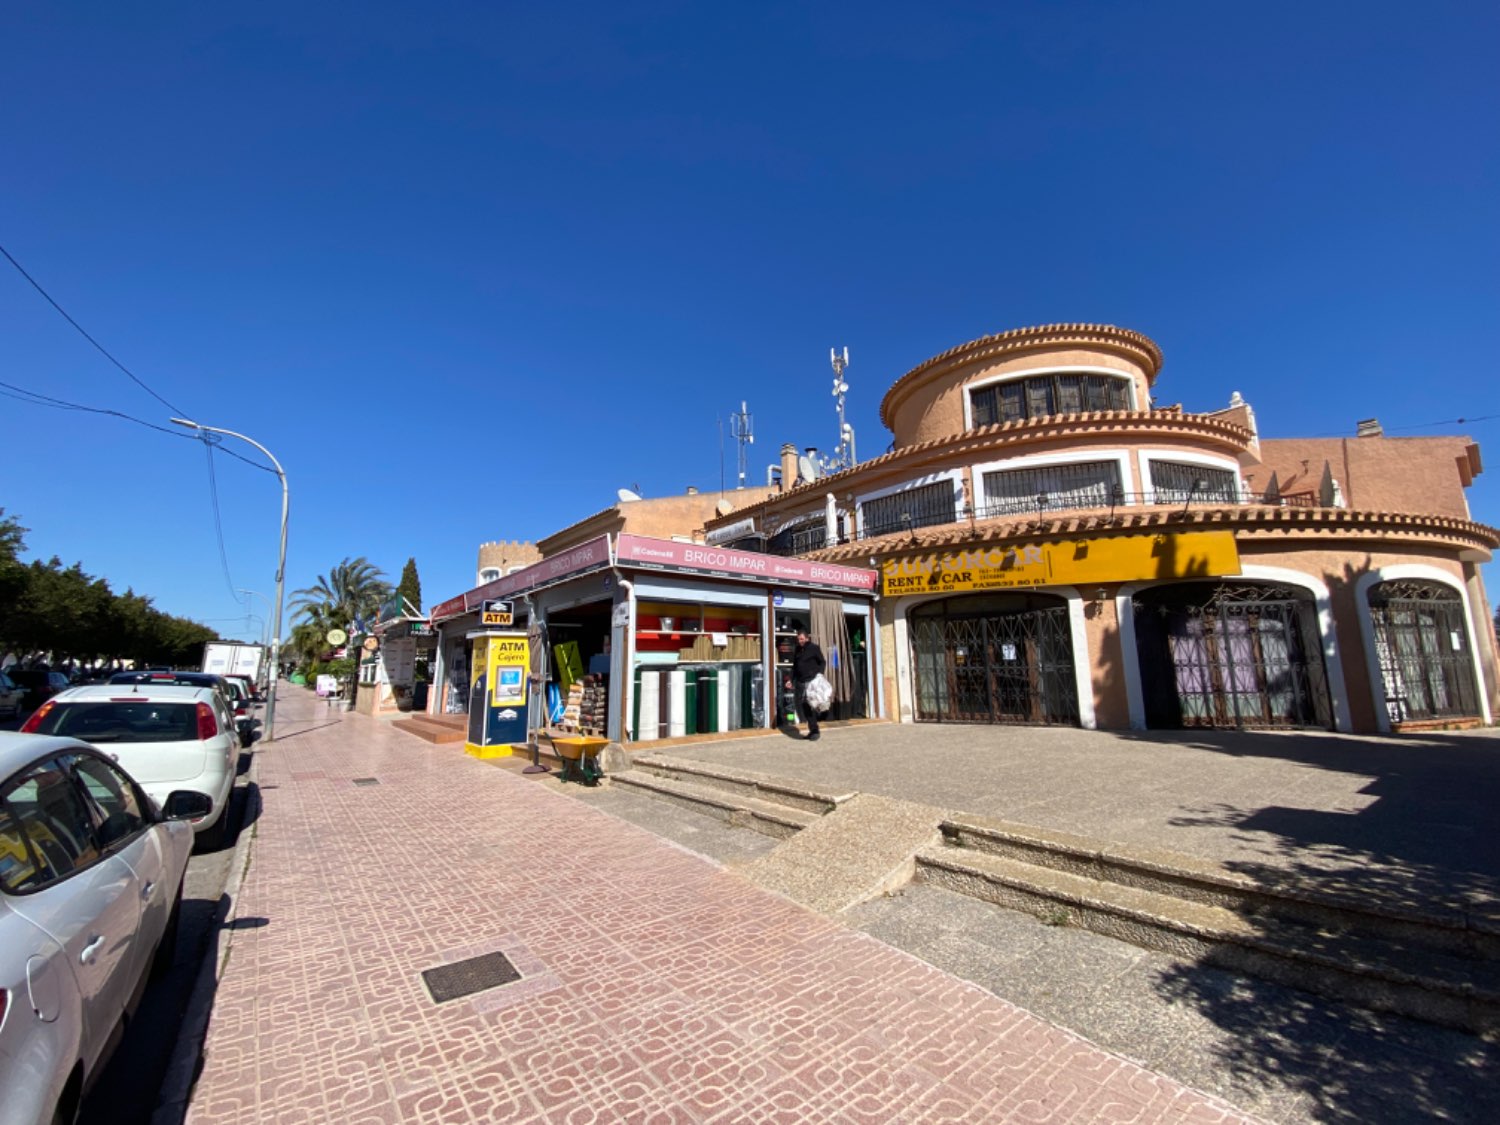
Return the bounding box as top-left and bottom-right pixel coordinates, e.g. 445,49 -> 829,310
173,418 -> 289,743
237,588 -> 271,647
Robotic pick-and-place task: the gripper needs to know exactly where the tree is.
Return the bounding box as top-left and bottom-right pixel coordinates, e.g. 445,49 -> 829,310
289,556 -> 393,632
396,557 -> 422,614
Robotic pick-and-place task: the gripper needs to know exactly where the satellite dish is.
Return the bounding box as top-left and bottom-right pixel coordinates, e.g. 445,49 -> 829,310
715,498 -> 734,516
617,488 -> 642,502
797,455 -> 819,482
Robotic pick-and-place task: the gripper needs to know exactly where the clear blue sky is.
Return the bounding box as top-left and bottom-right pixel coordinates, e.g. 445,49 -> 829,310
3,1 -> 1497,643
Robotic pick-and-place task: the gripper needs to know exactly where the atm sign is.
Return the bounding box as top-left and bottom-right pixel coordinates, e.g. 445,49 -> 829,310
481,599 -> 513,626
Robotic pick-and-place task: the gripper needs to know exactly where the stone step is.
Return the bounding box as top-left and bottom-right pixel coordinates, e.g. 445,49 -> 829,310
629,753 -> 853,815
391,716 -> 467,744
940,814 -> 1500,962
610,771 -> 820,839
916,845 -> 1500,1037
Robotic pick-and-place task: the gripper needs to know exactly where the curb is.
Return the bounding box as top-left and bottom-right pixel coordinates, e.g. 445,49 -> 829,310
149,748 -> 263,1125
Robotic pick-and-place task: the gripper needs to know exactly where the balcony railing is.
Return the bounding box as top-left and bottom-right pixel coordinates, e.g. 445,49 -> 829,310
750,489 -> 1318,556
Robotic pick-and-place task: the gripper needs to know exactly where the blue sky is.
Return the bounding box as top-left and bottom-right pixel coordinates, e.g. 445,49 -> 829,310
3,1 -> 1497,642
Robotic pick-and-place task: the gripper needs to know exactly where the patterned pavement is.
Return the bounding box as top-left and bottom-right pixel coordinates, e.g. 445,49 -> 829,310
185,689 -> 1261,1124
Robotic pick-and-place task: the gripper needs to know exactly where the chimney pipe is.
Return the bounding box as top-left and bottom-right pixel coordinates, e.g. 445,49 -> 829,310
1356,418 -> 1383,438
780,443 -> 799,491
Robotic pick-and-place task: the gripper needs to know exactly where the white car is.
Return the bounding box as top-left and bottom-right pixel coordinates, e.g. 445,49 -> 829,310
0,731 -> 208,1125
21,685 -> 238,850
0,672 -> 25,721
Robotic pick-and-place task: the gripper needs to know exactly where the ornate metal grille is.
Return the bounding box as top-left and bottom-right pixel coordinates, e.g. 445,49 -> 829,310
862,481 -> 958,539
971,373 -> 1132,426
910,598 -> 1079,725
980,460 -> 1124,519
1367,580 -> 1478,723
1133,583 -> 1329,729
1148,461 -> 1240,505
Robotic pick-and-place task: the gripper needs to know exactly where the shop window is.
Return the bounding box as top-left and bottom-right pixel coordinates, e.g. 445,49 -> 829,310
971,373 -> 1132,427
632,599 -> 765,740
1149,461 -> 1239,505
861,481 -> 958,539
980,460 -> 1123,519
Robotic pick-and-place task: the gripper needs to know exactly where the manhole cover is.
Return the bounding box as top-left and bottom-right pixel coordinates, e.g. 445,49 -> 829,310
422,951 -> 521,1003
351,777 -> 380,787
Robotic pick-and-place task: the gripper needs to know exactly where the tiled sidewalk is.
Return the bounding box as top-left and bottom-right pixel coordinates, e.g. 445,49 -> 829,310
185,690 -> 1260,1124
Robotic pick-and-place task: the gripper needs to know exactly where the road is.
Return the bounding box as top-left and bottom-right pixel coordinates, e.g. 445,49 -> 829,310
76,722 -> 260,1125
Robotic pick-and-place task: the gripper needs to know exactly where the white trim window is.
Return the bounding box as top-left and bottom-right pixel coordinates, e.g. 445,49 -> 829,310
981,459 -> 1124,518
861,480 -> 959,538
1146,459 -> 1240,505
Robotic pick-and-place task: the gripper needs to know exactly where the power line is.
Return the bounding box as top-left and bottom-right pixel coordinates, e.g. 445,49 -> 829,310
0,378 -> 275,474
0,241 -> 185,415
201,439 -> 240,604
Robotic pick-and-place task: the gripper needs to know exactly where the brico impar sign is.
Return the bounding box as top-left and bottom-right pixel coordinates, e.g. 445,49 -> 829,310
881,531 -> 1241,596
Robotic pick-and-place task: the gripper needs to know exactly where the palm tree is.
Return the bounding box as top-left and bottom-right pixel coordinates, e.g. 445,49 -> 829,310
290,557 -> 393,634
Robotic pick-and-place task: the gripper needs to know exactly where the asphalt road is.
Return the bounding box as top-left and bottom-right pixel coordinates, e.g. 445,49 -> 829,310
76,729 -> 260,1125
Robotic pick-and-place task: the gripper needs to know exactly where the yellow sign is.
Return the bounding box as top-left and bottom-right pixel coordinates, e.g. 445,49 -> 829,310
881,531 -> 1241,596
481,599 -> 513,627
489,634 -> 530,707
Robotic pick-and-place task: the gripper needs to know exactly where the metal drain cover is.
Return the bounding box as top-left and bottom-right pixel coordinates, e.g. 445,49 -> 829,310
351,777 -> 380,787
422,951 -> 521,1003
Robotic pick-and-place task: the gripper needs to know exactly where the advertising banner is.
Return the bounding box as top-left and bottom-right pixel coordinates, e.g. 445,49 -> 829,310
881,531 -> 1241,597
431,534 -> 612,622
616,534 -> 876,592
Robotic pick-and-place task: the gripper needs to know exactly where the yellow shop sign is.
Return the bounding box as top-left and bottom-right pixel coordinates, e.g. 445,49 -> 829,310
881,531 -> 1241,596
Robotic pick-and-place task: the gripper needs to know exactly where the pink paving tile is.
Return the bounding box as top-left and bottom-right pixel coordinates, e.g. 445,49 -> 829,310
186,692 -> 1265,1125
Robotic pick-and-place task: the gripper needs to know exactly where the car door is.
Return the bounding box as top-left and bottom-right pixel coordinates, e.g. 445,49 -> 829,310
1,756 -> 141,1075
69,753 -> 169,992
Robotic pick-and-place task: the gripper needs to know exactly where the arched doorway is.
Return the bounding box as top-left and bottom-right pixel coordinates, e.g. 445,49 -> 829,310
909,593 -> 1079,725
1366,579 -> 1479,724
1133,581 -> 1330,729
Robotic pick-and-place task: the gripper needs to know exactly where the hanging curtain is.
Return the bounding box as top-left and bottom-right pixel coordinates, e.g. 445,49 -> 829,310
810,595 -> 853,703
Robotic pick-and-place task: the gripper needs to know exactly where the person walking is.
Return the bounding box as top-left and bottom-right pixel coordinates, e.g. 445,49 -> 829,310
791,627 -> 826,741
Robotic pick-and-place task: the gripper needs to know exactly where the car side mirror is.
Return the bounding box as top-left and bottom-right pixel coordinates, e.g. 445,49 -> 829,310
163,790 -> 213,820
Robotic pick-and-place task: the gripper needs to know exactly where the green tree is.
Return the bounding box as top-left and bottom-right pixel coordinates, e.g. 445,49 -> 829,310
396,557 -> 422,614
289,556 -> 393,632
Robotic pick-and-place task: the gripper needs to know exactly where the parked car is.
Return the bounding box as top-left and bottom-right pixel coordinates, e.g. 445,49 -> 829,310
0,730 -> 209,1125
22,685 -> 239,849
5,669 -> 71,714
0,671 -> 26,720
223,673 -> 262,703
108,671 -> 253,747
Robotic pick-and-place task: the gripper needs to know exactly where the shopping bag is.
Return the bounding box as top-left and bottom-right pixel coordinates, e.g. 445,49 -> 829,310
803,673 -> 834,714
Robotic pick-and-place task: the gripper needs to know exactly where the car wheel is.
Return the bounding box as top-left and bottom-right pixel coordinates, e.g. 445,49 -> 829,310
151,877 -> 185,980
195,805 -> 230,852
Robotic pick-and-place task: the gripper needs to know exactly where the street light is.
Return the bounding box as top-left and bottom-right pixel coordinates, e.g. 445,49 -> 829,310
173,418 -> 289,743
237,588 -> 271,647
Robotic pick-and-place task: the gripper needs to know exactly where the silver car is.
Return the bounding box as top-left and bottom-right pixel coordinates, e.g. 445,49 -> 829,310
0,731 -> 208,1125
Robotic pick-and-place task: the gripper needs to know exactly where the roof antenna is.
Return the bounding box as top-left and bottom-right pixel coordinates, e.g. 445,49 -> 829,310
730,401 -> 754,489
816,347 -> 856,475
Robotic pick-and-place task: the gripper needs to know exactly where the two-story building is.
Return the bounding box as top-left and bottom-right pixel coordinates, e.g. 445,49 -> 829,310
702,323 -> 1499,735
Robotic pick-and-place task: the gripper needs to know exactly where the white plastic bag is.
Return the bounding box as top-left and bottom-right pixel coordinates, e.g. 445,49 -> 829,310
803,673 -> 833,714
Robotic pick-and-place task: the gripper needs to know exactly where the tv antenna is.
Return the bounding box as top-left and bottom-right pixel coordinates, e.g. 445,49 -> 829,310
730,401 -> 754,489
816,347 -> 856,475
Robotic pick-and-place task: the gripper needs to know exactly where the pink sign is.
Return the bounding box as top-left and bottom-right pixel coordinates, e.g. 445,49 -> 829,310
430,534 -> 613,622
615,534 -> 876,592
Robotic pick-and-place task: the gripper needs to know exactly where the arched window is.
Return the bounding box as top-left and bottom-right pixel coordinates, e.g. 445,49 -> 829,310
478,568 -> 501,583
1366,580 -> 1478,724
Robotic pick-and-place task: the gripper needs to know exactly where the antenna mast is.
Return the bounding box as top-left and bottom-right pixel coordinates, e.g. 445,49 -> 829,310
819,346 -> 856,475
730,400 -> 754,489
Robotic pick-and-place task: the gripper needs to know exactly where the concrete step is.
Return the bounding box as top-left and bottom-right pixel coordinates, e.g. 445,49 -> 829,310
609,771 -> 820,839
391,715 -> 467,744
940,814 -> 1500,961
917,845 -> 1500,1036
629,753 -> 854,816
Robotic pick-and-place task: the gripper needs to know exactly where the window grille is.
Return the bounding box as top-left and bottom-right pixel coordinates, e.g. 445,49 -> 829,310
1367,581 -> 1479,723
861,481 -> 957,538
1148,461 -> 1239,505
971,373 -> 1131,426
981,460 -> 1123,518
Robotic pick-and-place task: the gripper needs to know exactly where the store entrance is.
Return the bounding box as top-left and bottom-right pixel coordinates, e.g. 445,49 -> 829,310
543,600 -> 614,737
1133,581 -> 1330,729
910,593 -> 1079,725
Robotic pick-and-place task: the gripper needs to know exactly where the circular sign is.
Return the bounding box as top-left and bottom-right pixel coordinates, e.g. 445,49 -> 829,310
326,628 -> 348,646
362,636 -> 379,652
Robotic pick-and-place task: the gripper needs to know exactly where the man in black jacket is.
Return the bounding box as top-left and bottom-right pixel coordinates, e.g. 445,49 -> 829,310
792,627 -> 826,741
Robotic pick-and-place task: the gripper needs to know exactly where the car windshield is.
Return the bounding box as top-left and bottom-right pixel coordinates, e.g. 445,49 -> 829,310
30,701 -> 200,743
